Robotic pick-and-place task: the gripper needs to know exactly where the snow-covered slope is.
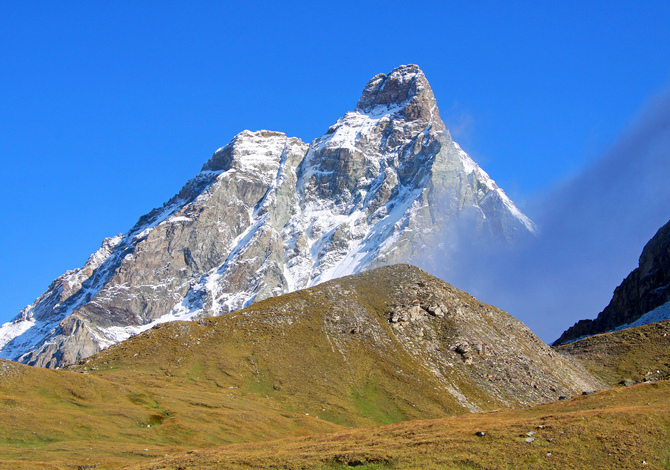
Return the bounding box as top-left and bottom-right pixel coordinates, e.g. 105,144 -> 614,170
0,65 -> 537,367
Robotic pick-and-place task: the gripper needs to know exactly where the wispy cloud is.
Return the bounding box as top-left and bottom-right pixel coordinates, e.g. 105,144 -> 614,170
418,90 -> 670,343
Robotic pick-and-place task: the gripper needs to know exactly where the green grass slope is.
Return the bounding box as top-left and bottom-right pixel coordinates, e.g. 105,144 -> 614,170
126,380 -> 670,470
0,356 -> 342,469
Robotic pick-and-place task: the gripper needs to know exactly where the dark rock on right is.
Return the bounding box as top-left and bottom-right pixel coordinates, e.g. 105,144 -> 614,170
555,218 -> 670,345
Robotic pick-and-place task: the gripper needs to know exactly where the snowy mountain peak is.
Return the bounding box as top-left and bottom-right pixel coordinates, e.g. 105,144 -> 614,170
1,65 -> 537,368
355,64 -> 444,131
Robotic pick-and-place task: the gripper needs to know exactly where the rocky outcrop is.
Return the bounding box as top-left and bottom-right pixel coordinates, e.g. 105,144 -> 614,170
555,219 -> 670,345
1,65 -> 537,368
367,267 -> 602,406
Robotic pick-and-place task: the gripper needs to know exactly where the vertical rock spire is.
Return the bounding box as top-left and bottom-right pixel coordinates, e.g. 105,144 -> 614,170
355,64 -> 445,131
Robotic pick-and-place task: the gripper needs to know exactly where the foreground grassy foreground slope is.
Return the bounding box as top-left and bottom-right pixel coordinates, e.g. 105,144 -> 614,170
0,265 -> 667,469
126,380 -> 670,470
1,375 -> 668,469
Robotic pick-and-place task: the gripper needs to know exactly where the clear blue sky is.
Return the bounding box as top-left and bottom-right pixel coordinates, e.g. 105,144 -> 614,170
2,1 -> 670,338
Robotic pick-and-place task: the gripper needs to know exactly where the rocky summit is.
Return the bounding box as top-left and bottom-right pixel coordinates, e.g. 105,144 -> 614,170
0,65 -> 537,368
555,218 -> 670,345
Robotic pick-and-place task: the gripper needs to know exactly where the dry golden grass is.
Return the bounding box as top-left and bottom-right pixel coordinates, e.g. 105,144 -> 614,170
2,366 -> 667,469
1,267 -> 667,469
124,380 -> 670,469
556,319 -> 670,386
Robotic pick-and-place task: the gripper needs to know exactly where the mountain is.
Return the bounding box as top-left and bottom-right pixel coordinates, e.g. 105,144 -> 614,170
0,265 -> 605,469
555,218 -> 670,345
0,64 -> 536,368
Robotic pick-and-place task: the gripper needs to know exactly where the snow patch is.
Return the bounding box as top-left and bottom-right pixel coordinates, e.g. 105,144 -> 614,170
0,314 -> 36,350
615,300 -> 670,331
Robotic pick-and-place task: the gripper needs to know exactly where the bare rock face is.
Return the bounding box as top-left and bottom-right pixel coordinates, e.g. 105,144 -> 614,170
1,65 -> 537,368
355,65 -> 445,130
20,315 -> 100,368
555,219 -> 670,345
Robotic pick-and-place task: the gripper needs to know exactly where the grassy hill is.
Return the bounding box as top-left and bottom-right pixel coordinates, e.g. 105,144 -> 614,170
0,265 -> 610,469
1,361 -> 667,469
555,319 -> 670,386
